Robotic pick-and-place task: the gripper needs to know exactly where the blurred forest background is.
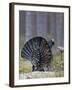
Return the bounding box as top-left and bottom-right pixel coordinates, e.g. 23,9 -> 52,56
19,11 -> 64,79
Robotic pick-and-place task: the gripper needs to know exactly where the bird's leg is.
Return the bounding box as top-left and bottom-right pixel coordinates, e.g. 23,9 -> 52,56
32,65 -> 34,71
32,65 -> 37,71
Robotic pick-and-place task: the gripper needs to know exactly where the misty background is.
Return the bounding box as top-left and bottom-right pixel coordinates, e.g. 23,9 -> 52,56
19,11 -> 64,54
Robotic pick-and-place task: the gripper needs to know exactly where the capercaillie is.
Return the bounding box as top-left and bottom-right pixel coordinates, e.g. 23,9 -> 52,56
21,37 -> 54,71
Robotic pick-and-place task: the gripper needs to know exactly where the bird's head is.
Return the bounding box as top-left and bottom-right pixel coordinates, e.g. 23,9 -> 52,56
48,39 -> 55,48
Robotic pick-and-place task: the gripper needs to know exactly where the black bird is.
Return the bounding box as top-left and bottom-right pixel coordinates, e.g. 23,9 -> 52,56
21,37 -> 54,71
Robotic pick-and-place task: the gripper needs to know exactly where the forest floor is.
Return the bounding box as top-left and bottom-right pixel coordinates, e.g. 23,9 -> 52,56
19,71 -> 64,79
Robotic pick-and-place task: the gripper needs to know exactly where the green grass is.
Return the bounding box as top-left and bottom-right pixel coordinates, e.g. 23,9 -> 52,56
51,52 -> 64,71
19,58 -> 32,73
19,52 -> 64,79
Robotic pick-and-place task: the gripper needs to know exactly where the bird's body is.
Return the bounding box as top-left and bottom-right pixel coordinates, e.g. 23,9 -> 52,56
21,37 -> 54,71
